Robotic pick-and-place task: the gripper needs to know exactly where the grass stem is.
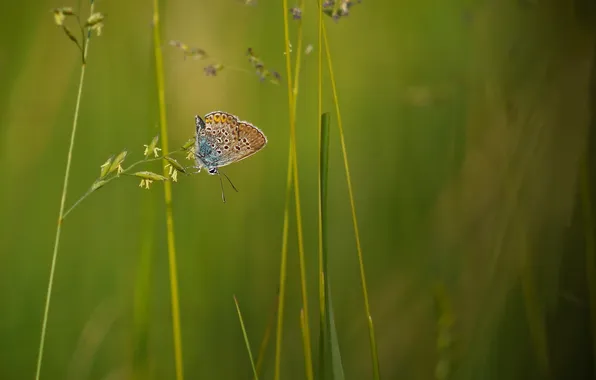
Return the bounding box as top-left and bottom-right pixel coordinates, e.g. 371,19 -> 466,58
35,2 -> 95,379
322,21 -> 380,380
152,1 -> 185,379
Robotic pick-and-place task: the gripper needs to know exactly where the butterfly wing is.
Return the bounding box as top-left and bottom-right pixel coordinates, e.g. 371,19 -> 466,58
194,114 -> 220,169
197,111 -> 267,169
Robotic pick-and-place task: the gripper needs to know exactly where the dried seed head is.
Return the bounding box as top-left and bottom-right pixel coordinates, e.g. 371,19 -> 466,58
270,71 -> 282,85
52,7 -> 75,26
290,6 -> 302,20
53,10 -> 66,26
86,12 -> 105,36
203,63 -> 223,77
85,12 -> 105,26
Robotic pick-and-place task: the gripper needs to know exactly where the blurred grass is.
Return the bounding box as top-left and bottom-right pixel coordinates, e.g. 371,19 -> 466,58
0,0 -> 595,380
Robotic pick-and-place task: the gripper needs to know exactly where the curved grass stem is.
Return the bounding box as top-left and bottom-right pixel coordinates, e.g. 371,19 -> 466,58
322,22 -> 380,380
152,1 -> 185,379
61,150 -> 185,219
35,2 -> 95,379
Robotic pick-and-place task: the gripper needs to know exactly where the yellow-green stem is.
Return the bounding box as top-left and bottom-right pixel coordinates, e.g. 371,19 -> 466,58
273,143 -> 293,380
322,22 -> 380,379
316,0 -> 325,338
152,2 -> 184,380
36,2 -> 95,379
281,0 -> 314,379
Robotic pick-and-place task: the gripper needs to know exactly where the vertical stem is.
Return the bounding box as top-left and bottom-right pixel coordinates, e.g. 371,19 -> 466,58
279,1 -> 314,379
152,2 -> 184,380
316,2 -> 327,376
322,23 -> 380,379
273,144 -> 293,380
36,2 -> 95,379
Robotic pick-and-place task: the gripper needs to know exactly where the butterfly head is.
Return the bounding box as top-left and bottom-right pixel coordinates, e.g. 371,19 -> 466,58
208,167 -> 219,176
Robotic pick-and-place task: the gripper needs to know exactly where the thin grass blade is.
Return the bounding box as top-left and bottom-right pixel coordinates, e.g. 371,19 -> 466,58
322,22 -> 380,380
234,296 -> 260,380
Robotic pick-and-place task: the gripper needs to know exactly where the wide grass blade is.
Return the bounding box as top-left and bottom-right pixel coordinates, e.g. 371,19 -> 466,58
317,112 -> 345,380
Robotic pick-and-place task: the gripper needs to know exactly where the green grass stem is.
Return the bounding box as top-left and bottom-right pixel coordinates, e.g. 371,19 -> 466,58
35,2 -> 95,379
273,142 -> 293,380
274,1 -> 315,379
322,22 -> 380,380
233,296 -> 260,380
151,2 -> 184,379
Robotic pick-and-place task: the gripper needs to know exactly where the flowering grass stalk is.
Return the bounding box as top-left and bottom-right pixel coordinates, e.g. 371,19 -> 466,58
36,2 -> 101,379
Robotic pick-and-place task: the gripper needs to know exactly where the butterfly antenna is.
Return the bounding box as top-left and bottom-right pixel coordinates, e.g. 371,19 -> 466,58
218,173 -> 227,203
221,171 -> 239,193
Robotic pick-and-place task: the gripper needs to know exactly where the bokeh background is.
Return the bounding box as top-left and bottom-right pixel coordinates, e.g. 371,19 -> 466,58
1,0 -> 596,379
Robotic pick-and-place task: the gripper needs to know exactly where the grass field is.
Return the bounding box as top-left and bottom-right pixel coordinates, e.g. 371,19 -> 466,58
1,0 -> 595,379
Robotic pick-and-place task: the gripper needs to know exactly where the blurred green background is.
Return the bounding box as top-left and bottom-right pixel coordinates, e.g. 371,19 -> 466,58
1,0 -> 596,379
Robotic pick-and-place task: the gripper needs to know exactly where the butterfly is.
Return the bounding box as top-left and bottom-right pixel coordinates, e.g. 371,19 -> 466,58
194,111 -> 268,202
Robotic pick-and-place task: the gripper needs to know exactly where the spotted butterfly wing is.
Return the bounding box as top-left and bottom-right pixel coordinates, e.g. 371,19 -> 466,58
194,111 -> 267,171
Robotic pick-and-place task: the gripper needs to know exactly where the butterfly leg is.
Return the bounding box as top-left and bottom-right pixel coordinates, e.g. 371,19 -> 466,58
217,172 -> 227,203
220,171 -> 239,193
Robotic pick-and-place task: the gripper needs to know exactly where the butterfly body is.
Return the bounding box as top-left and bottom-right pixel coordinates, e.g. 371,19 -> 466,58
194,111 -> 267,201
